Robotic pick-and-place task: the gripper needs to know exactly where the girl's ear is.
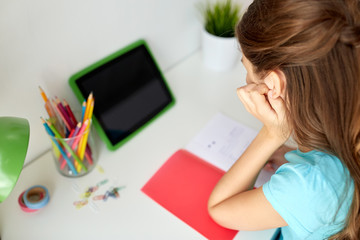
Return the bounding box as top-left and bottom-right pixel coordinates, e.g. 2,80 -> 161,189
264,70 -> 287,99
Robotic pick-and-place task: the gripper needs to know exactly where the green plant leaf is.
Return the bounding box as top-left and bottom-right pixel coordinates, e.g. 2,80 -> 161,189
198,0 -> 242,37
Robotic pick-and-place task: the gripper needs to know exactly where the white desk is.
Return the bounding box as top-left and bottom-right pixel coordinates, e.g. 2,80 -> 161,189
0,51 -> 276,239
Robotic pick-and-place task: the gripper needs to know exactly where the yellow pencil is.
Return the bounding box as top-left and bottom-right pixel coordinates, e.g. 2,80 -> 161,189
77,98 -> 94,171
79,99 -> 94,153
80,99 -> 94,152
78,117 -> 91,157
46,120 -> 88,172
83,92 -> 93,123
76,120 -> 92,172
87,100 -> 94,121
78,119 -> 91,156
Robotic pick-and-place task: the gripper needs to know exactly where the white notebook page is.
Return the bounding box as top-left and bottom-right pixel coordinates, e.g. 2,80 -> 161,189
185,112 -> 273,187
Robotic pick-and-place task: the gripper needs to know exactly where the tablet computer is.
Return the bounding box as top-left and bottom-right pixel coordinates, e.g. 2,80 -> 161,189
69,39 -> 175,151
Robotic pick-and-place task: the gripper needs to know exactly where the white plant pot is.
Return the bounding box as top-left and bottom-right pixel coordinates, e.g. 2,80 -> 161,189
201,28 -> 241,72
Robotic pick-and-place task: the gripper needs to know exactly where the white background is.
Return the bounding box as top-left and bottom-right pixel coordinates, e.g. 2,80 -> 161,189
0,0 -> 252,164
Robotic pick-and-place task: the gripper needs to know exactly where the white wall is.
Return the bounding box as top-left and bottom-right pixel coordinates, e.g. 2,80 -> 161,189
0,0 -> 252,164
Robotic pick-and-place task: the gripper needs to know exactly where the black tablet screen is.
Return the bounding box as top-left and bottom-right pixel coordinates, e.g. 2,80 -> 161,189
76,44 -> 173,146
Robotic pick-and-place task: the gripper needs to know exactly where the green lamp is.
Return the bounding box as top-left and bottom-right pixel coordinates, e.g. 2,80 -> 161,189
0,117 -> 30,203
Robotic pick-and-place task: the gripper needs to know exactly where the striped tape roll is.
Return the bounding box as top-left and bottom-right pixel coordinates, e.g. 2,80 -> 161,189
18,185 -> 50,212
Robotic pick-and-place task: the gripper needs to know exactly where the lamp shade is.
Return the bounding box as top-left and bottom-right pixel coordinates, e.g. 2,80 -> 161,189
0,117 -> 30,203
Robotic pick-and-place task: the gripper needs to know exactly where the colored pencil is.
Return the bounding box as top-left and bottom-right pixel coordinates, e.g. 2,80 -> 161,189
83,92 -> 93,124
39,86 -> 63,135
46,120 -> 88,172
52,99 -> 72,132
63,99 -> 78,126
55,97 -> 75,130
87,100 -> 94,121
76,120 -> 92,171
41,118 -> 78,175
81,100 -> 86,123
79,99 -> 94,163
44,101 -> 56,119
39,87 -> 57,121
59,127 -> 76,169
39,86 -> 49,103
79,94 -> 94,158
40,90 -> 96,174
60,122 -> 84,169
78,120 -> 91,160
69,122 -> 87,155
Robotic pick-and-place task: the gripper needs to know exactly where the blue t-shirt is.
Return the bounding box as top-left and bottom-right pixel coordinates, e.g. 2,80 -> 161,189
263,149 -> 354,239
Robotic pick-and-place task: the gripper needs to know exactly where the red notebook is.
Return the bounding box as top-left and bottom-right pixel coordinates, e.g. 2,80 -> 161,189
141,149 -> 238,240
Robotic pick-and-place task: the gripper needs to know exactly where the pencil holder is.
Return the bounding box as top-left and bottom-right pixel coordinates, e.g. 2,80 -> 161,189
47,124 -> 98,178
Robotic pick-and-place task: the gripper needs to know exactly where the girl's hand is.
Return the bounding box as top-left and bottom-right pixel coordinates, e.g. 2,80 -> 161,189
237,83 -> 291,144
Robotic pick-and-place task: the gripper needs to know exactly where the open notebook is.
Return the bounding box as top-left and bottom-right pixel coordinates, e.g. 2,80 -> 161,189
141,113 -> 273,240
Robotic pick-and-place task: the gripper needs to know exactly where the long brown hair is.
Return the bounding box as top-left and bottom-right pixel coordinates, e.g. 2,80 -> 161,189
236,0 -> 360,238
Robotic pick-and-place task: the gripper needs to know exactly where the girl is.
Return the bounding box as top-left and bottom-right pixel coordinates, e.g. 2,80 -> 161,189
208,0 -> 360,239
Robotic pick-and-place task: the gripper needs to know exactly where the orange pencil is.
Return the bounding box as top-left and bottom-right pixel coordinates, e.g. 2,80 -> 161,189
44,101 -> 56,119
39,86 -> 55,118
38,87 -> 64,136
39,86 -> 48,103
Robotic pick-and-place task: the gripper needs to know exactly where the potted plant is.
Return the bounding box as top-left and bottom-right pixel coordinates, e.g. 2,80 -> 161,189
198,0 -> 242,71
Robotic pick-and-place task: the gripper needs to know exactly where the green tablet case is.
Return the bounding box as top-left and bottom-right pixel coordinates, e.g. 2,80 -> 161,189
69,39 -> 175,151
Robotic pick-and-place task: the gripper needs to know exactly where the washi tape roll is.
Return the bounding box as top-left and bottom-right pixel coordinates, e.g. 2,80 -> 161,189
22,185 -> 50,210
18,191 -> 39,213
